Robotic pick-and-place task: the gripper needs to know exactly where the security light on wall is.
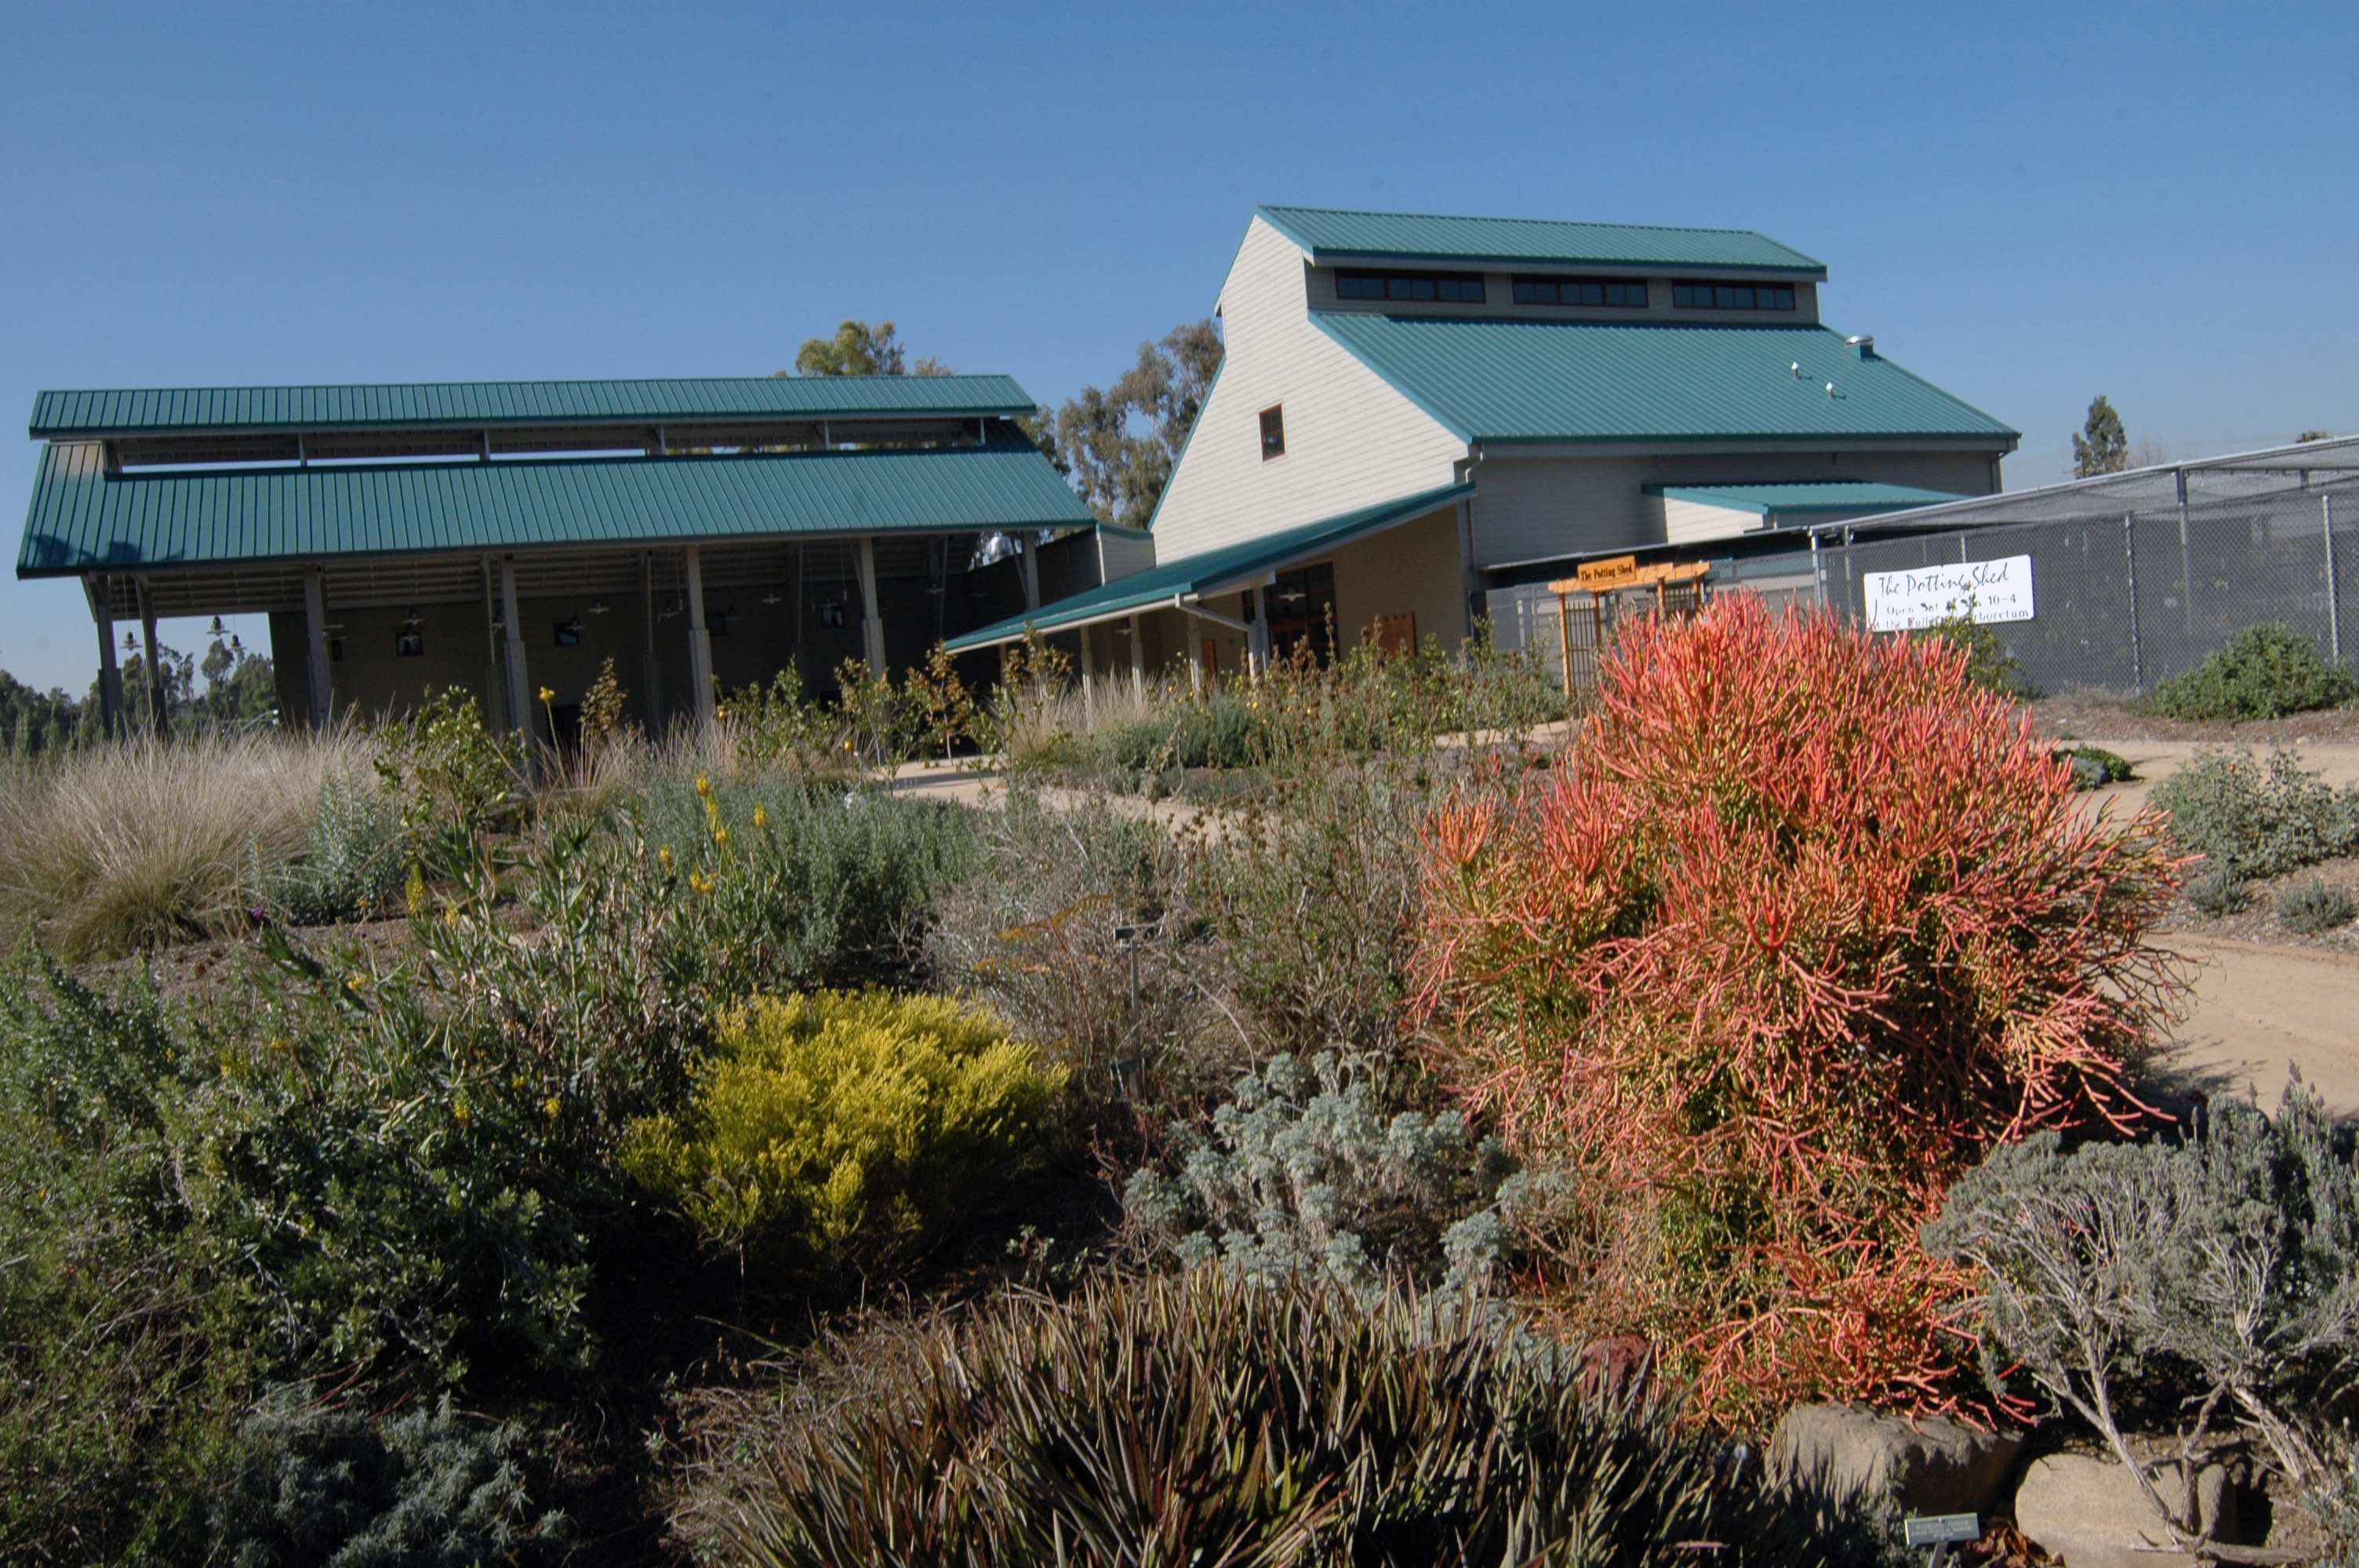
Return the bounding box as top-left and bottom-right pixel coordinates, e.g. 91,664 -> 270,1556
402,608 -> 422,632
122,630 -> 138,654
587,596 -> 609,615
227,635 -> 244,655
561,614 -> 583,637
208,615 -> 228,637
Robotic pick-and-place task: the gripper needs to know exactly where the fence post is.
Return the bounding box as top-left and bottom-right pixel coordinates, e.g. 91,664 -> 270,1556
2124,513 -> 2144,690
2328,492 -> 2343,662
2177,469 -> 2195,637
1809,531 -> 1825,611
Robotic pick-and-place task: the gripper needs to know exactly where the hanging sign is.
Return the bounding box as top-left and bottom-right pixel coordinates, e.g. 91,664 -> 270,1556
1863,555 -> 2035,631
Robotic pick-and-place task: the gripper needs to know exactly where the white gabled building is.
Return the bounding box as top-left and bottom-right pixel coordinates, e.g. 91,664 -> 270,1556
951,204 -> 2018,680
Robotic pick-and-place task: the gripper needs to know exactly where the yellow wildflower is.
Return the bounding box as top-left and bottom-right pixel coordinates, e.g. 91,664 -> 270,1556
712,826 -> 729,847
539,686 -> 555,705
543,1095 -> 563,1120
659,845 -> 673,869
442,902 -> 462,928
695,772 -> 712,798
751,804 -> 767,829
345,972 -> 368,991
453,1096 -> 472,1126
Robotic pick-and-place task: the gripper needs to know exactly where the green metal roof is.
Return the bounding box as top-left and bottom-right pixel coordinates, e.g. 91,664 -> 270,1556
1314,314 -> 2019,446
30,374 -> 1038,437
17,439 -> 1094,577
945,482 -> 1474,652
1651,481 -> 1967,514
1254,205 -> 1826,277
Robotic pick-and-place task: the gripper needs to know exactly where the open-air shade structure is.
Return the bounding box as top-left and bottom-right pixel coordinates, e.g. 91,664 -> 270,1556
16,376 -> 1097,739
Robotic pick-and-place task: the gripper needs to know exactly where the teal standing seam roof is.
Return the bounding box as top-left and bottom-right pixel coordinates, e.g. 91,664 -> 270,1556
30,375 -> 1038,437
1651,481 -> 1968,514
945,483 -> 1474,652
16,441 -> 1096,577
1254,205 -> 1826,276
1313,314 -> 2019,446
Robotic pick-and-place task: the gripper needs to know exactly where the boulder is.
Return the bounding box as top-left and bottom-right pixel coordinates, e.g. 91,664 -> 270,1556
2011,1454 -> 2239,1568
1766,1403 -> 2023,1522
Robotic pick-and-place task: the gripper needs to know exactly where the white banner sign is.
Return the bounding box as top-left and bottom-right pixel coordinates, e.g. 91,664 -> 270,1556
1863,554 -> 2035,631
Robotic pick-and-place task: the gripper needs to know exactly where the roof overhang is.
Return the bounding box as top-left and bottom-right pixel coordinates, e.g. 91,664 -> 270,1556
944,481 -> 1475,653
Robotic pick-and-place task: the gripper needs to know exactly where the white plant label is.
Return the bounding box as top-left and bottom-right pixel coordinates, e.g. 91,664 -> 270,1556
1863,554 -> 2034,631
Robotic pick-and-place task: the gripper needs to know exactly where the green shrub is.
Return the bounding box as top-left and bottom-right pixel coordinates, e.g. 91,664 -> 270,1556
671,1268 -> 1811,1568
1102,692 -> 1262,772
620,775 -> 981,998
2151,746 -> 2359,879
2185,863 -> 2249,916
372,689 -> 524,839
620,991 -> 1065,1271
0,949 -> 258,1564
1926,1080 -> 2359,1545
1925,607 -> 2036,699
207,1392 -> 568,1567
1123,1050 -> 1518,1293
2279,877 -> 2356,934
265,771 -> 409,926
2146,623 -> 2359,721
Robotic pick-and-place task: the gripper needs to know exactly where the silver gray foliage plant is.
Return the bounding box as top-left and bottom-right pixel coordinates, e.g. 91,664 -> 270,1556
1925,1076 -> 2359,1550
1123,1049 -> 1522,1295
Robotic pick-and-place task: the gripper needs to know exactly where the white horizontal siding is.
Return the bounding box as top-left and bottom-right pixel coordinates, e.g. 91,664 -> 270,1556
1662,495 -> 1758,544
1467,447 -> 2001,568
1150,217 -> 1468,561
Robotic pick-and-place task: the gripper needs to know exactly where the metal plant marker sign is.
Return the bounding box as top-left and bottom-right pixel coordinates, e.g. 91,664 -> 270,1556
1903,1512 -> 1982,1568
1864,555 -> 2035,631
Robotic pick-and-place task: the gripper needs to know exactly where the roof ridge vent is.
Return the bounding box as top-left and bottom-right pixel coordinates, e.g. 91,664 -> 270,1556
1846,335 -> 1877,360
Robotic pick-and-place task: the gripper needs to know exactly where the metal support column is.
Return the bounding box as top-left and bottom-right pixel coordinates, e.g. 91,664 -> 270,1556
2176,470 -> 2194,637
684,544 -> 715,721
1017,534 -> 1041,612
89,574 -> 122,741
854,535 -> 885,677
1078,622 -> 1096,724
136,578 -> 169,738
640,550 -> 664,735
1247,585 -> 1270,683
1809,532 -> 1824,611
2327,492 -> 2343,662
481,556 -> 507,733
498,557 -> 532,744
2123,514 -> 2144,691
303,564 -> 333,729
1129,616 -> 1145,695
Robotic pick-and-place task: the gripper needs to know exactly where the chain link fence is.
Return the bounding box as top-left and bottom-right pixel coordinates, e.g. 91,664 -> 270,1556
1490,472 -> 2359,698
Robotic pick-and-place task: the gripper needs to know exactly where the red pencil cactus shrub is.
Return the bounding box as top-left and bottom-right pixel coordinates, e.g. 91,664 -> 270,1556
1409,596 -> 2186,1420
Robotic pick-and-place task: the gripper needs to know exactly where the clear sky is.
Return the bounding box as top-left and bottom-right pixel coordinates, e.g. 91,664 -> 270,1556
3,0 -> 2353,695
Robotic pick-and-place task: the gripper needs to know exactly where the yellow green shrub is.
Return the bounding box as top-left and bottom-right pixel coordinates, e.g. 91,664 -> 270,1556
620,991 -> 1064,1269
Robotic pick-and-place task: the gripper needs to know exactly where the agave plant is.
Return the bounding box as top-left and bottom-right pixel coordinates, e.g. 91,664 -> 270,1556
685,1268 -> 1806,1568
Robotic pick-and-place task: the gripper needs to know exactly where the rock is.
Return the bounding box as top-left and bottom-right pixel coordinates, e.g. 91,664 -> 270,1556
1767,1403 -> 2024,1522
2012,1454 -> 2240,1568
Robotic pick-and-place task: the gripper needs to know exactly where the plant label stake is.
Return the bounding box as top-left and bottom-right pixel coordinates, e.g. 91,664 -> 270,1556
1112,920 -> 1162,1094
1903,1513 -> 1979,1568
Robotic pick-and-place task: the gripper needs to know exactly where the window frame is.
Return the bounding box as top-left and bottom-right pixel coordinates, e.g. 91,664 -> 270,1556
1510,275 -> 1650,309
1259,405 -> 1287,462
1332,267 -> 1487,305
1670,281 -> 1798,312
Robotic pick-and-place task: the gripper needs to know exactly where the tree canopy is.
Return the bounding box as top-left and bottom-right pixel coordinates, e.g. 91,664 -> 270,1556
785,320 -> 951,379
1047,319 -> 1223,528
2071,394 -> 2130,477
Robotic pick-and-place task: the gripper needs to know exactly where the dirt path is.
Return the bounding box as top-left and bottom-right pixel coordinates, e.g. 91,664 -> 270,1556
2153,934 -> 2359,1114
2073,739 -> 2359,815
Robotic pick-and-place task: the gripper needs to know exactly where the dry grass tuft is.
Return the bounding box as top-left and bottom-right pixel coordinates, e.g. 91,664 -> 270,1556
0,728 -> 374,958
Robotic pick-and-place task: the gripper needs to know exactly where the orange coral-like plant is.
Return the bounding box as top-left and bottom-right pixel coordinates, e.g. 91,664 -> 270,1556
1411,596 -> 2185,1419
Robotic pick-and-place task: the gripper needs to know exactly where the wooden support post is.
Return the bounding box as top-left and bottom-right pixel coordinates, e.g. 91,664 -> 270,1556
303,564 -> 333,729
790,544 -> 807,687
136,578 -> 169,737
1554,590 -> 1573,694
1130,615 -> 1145,695
684,544 -> 715,723
480,556 -> 507,732
855,535 -> 885,677
1247,586 -> 1270,684
89,575 -> 122,741
1017,535 -> 1040,611
1078,623 -> 1096,726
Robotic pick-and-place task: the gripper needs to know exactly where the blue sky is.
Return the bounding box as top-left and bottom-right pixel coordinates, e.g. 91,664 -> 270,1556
3,0 -> 2353,694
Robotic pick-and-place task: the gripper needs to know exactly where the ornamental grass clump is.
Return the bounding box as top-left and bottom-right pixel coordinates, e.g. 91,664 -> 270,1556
671,1267 -> 1811,1568
620,991 -> 1065,1272
1411,596 -> 2186,1418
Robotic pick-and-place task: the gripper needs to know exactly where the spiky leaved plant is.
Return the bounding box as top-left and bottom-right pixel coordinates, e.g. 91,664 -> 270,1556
677,1267 -> 1808,1568
1410,596 -> 2186,1418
